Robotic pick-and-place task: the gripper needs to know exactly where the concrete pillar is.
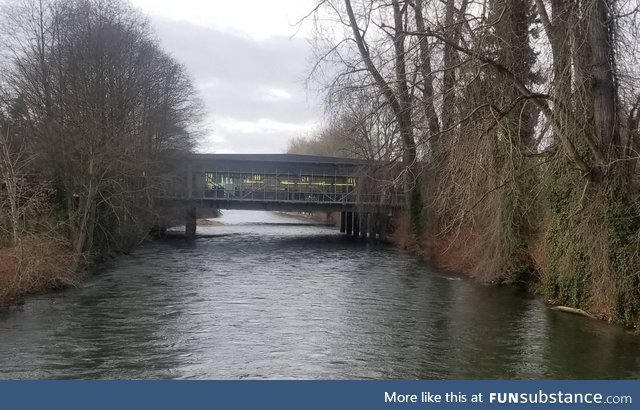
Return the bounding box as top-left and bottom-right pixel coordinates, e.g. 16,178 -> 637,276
346,211 -> 353,235
380,215 -> 388,241
193,165 -> 205,198
371,213 -> 378,242
353,212 -> 360,237
358,212 -> 365,239
185,207 -> 197,239
366,213 -> 372,241
374,214 -> 382,241
340,211 -> 346,233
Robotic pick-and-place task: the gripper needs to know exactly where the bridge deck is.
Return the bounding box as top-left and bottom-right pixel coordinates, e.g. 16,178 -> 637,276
162,153 -> 403,212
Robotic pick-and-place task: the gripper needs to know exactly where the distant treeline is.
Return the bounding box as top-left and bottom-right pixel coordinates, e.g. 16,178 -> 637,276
0,0 -> 201,302
294,0 -> 640,327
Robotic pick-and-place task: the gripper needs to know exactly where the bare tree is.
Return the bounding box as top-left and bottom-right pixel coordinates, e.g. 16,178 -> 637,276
0,118 -> 30,246
0,0 -> 202,257
305,0 -> 640,325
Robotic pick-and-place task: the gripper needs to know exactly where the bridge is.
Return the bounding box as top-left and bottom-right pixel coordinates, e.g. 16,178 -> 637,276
158,153 -> 403,239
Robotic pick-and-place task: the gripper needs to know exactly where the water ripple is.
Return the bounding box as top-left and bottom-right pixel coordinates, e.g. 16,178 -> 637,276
1,210 -> 639,379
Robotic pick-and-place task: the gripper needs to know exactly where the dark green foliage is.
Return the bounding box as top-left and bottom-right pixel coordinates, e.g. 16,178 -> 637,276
606,170 -> 640,327
543,157 -> 590,307
542,157 -> 640,327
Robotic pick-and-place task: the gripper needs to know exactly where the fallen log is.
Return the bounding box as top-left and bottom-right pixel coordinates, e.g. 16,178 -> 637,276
551,305 -> 595,319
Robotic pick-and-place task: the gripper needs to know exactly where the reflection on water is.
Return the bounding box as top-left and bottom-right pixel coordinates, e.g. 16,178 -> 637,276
0,210 -> 639,379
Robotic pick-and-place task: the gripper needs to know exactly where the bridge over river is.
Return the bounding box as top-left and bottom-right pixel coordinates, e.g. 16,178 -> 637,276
158,153 -> 404,239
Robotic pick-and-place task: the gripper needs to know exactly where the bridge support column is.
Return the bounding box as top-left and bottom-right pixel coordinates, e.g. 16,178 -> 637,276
340,212 -> 346,233
375,214 -> 382,241
370,213 -> 381,242
353,212 -> 360,237
366,213 -> 372,241
185,207 -> 197,239
346,211 -> 353,235
358,213 -> 366,239
379,214 -> 388,241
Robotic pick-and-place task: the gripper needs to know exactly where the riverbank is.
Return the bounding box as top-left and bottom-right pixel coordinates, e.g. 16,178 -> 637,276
388,212 -> 624,326
0,215 -> 226,307
0,238 -> 81,308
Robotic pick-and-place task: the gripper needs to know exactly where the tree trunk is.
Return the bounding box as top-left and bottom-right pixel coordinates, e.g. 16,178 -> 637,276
344,0 -> 423,236
414,0 -> 440,144
441,0 -> 468,132
589,0 -> 619,159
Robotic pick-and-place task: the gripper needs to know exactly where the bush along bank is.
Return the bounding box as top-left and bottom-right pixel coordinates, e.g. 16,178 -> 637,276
0,238 -> 80,307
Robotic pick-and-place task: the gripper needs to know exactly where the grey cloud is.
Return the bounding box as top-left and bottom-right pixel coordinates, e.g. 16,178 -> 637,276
199,125 -> 303,154
200,81 -> 312,123
154,19 -> 309,81
150,18 -> 321,151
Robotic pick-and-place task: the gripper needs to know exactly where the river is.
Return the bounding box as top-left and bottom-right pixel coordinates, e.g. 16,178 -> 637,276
0,210 -> 639,379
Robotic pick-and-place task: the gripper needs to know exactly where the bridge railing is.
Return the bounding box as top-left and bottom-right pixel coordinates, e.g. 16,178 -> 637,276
198,186 -> 403,206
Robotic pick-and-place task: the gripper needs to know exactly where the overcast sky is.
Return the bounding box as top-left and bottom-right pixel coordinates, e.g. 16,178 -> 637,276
128,0 -> 320,154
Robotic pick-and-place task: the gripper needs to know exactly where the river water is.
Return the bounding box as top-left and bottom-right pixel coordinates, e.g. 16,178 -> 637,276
1,210 -> 639,379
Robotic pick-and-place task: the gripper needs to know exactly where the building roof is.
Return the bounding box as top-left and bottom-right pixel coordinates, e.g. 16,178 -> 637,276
190,153 -> 370,166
